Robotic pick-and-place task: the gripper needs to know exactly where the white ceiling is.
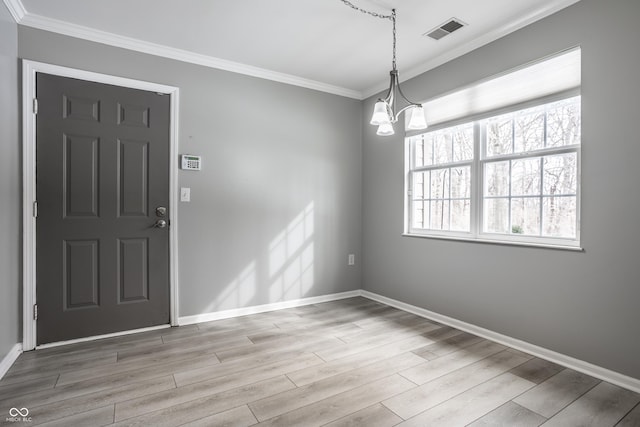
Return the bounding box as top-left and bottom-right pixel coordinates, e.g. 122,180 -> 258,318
12,0 -> 581,99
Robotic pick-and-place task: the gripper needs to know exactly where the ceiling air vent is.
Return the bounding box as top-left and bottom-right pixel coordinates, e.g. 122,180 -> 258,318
424,18 -> 466,40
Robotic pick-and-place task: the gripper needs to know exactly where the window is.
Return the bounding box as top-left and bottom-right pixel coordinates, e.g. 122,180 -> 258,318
406,96 -> 581,248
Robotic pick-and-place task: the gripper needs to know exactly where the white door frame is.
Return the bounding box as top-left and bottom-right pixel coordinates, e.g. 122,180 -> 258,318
22,60 -> 180,350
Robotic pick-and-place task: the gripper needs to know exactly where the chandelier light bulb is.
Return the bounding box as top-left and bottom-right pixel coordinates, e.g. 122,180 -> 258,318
370,101 -> 392,125
377,123 -> 395,136
406,106 -> 428,130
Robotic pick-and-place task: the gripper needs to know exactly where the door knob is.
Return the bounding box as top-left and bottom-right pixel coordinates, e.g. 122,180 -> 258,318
153,219 -> 168,229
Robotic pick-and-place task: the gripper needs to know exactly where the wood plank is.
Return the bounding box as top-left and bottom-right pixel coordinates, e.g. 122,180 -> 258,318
11,349 -> 117,374
250,352 -> 425,421
324,403 -> 403,427
337,319 -> 441,344
398,373 -> 535,426
0,375 -> 58,401
617,402 -> 640,427
2,353 -> 118,384
287,334 -> 437,387
249,322 -> 362,343
115,334 -> 252,363
56,347 -> 219,387
352,309 -> 420,328
509,357 -> 564,384
214,334 -> 342,363
14,331 -> 168,362
467,401 -> 546,426
383,349 -> 531,419
513,368 -> 601,418
113,376 -> 293,426
195,316 -> 276,332
160,324 -> 276,344
542,382 -> 640,427
256,374 -> 416,427
34,405 -> 114,427
174,347 -> 311,387
6,351 -> 118,380
412,332 -> 485,357
314,323 -> 440,362
4,354 -> 218,410
15,375 -> 176,426
399,340 -> 506,385
114,353 -> 320,421
179,405 -> 257,427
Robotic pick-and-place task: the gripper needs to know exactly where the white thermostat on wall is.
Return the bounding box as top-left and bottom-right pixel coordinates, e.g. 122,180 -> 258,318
181,154 -> 202,171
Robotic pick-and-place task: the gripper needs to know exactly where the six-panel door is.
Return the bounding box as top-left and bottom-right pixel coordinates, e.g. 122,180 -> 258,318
36,73 -> 171,344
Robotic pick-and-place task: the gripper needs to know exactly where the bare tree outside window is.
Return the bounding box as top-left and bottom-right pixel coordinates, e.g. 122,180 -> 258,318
407,96 -> 580,246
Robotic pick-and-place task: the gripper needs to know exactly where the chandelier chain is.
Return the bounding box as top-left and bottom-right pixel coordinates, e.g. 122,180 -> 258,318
339,0 -> 397,70
339,0 -> 392,20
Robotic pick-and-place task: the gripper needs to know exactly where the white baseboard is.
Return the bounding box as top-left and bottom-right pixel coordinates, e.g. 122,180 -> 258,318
0,343 -> 22,380
361,290 -> 640,394
178,290 -> 362,326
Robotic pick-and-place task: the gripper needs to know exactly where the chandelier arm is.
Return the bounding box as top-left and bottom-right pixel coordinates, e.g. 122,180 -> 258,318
395,104 -> 420,118
395,79 -> 421,107
382,71 -> 395,103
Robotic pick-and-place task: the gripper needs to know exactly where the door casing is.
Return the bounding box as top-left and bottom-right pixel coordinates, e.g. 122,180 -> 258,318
22,60 -> 180,350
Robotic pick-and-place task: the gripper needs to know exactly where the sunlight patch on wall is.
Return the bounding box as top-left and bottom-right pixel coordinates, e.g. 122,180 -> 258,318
269,202 -> 315,301
203,261 -> 256,312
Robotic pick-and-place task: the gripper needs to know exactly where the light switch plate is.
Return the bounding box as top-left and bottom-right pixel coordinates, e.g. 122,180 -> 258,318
180,187 -> 191,202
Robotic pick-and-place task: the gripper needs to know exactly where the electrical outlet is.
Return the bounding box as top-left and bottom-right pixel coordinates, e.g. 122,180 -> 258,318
348,254 -> 355,265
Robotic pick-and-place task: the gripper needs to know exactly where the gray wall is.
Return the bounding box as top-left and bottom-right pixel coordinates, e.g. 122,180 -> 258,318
0,3 -> 20,361
18,27 -> 363,318
362,0 -> 640,379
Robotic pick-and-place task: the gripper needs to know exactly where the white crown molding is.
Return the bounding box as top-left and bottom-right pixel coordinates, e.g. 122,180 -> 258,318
361,0 -> 584,99
17,12 -> 363,100
11,0 -> 581,101
361,290 -> 640,394
2,0 -> 26,22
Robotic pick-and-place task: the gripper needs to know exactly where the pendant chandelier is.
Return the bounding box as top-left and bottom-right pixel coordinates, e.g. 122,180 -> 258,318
341,1 -> 428,136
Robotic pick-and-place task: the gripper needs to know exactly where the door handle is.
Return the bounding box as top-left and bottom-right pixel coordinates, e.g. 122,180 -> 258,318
153,219 -> 168,229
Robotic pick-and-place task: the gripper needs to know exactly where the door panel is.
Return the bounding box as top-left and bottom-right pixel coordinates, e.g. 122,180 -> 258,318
64,239 -> 99,309
63,134 -> 100,218
118,238 -> 149,303
118,139 -> 149,217
36,73 -> 170,345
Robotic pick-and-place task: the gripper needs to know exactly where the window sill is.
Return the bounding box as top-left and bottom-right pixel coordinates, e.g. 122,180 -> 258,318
402,233 -> 584,252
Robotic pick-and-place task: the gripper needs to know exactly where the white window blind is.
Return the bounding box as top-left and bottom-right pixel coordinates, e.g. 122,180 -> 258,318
419,48 -> 581,128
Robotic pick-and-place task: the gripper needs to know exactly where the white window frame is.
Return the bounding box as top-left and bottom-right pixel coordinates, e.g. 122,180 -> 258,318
404,93 -> 582,250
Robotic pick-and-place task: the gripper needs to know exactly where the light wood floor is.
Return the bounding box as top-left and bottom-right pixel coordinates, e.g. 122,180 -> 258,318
1,297 -> 639,426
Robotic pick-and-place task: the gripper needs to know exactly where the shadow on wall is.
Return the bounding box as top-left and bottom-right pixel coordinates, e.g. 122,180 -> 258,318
196,201 -> 315,314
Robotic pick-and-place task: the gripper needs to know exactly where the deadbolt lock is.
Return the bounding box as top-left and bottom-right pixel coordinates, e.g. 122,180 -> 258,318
156,206 -> 167,217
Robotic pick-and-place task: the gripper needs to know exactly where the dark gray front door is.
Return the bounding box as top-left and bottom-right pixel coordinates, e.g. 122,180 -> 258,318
36,73 -> 171,345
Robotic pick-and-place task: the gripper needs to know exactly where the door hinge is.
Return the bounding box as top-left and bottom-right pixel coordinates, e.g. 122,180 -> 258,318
33,201 -> 38,218
33,304 -> 38,320
33,98 -> 38,115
